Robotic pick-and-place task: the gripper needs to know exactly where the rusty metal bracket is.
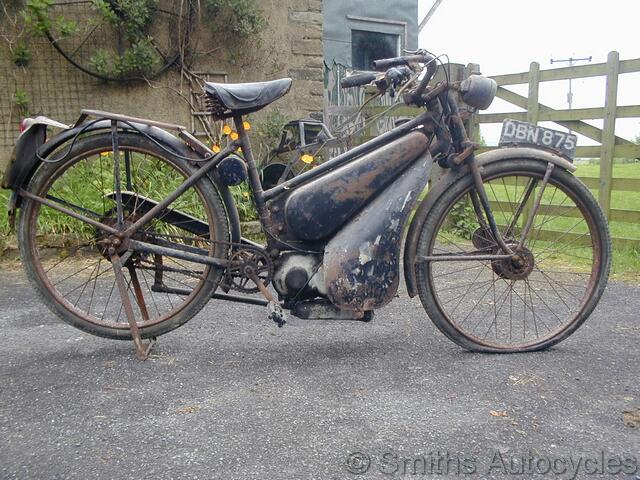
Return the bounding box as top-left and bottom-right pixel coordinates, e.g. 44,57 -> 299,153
468,158 -> 514,256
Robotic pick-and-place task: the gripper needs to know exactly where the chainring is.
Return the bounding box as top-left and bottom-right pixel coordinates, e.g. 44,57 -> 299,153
223,247 -> 274,294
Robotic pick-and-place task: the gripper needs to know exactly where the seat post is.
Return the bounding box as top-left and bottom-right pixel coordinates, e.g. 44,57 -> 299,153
234,115 -> 270,227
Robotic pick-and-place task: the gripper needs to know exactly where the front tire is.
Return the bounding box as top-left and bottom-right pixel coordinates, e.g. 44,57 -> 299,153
413,159 -> 611,352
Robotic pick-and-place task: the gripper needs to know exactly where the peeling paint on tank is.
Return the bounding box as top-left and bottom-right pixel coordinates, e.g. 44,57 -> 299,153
358,243 -> 373,264
401,191 -> 413,210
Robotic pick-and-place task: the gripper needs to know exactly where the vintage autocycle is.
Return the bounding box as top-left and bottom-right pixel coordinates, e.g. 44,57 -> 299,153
3,50 -> 611,359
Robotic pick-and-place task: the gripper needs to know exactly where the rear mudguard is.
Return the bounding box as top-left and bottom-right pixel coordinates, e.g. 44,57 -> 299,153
323,150 -> 433,312
2,123 -> 47,191
403,146 -> 577,298
2,118 -> 241,243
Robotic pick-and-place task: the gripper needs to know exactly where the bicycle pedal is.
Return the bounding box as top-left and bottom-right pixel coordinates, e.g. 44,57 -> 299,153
267,301 -> 286,327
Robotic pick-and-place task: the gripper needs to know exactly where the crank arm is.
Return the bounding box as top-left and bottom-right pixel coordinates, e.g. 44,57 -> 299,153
246,270 -> 286,327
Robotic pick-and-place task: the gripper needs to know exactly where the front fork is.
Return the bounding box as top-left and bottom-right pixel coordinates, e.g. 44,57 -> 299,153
465,154 -> 554,256
443,87 -> 554,256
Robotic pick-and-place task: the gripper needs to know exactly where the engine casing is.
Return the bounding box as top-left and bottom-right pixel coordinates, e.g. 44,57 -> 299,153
273,252 -> 326,299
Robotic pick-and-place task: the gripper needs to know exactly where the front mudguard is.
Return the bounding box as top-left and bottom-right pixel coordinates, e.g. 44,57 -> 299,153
2,118 -> 241,243
403,146 -> 577,298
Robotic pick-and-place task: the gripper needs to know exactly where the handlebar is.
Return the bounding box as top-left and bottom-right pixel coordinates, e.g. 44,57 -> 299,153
340,72 -> 377,89
334,51 -> 482,168
339,51 -> 438,105
371,53 -> 432,70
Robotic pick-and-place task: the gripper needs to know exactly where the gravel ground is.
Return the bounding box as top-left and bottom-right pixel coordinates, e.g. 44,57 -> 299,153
0,267 -> 638,480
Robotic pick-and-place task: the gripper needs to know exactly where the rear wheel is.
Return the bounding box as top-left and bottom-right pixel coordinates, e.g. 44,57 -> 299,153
414,159 -> 611,352
18,133 -> 230,339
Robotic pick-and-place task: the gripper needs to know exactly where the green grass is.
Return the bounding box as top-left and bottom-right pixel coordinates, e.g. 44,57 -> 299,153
575,160 -> 640,178
574,161 -> 640,281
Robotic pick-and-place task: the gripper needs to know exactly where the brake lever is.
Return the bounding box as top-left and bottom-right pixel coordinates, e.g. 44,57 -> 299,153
374,66 -> 413,97
387,67 -> 412,87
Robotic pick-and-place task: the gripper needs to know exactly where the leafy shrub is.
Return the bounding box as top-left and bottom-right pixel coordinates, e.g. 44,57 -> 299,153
114,38 -> 160,76
22,0 -> 54,36
13,89 -> 30,115
204,0 -> 266,37
88,48 -> 113,75
92,0 -> 158,40
23,0 -> 78,37
446,197 -> 478,239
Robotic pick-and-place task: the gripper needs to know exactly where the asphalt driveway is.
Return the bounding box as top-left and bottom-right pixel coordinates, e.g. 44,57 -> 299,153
0,266 -> 638,479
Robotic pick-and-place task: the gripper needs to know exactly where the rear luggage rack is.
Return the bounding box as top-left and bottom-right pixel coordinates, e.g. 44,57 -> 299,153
76,109 -> 212,157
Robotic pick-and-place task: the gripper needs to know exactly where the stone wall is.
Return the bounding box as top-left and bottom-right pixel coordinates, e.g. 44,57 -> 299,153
0,0 -> 324,169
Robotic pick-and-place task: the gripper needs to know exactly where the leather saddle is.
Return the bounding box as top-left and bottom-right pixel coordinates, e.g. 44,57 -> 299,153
204,78 -> 292,118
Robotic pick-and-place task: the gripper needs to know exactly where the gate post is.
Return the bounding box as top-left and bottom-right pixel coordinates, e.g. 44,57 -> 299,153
522,61 -> 540,227
526,62 -> 540,125
599,50 -> 620,220
465,63 -> 481,144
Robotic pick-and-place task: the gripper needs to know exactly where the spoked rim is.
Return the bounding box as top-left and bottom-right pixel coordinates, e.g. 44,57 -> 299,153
422,168 -> 603,351
24,144 -> 219,331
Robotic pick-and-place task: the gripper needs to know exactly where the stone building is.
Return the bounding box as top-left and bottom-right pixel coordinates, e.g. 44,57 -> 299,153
0,0 -> 324,167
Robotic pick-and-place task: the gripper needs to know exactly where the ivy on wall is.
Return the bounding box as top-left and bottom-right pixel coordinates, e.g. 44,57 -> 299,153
83,0 -> 160,77
7,0 -> 266,79
204,0 -> 266,36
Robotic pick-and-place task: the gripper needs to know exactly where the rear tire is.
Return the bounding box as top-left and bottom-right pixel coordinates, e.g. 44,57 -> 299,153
18,132 -> 230,340
413,159 -> 611,352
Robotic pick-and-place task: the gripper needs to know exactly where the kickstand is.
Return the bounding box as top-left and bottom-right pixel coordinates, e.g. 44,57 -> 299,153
111,252 -> 156,361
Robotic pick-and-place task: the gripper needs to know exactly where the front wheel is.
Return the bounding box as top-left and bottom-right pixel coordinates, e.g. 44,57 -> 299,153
413,159 -> 611,352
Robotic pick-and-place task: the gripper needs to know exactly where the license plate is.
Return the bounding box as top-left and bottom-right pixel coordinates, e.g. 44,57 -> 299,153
499,119 -> 577,160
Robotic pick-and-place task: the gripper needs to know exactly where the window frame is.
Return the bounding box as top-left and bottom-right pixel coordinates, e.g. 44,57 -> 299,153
346,15 -> 408,71
350,29 -> 401,71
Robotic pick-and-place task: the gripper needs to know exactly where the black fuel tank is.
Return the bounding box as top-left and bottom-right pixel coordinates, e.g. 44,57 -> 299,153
284,131 -> 428,241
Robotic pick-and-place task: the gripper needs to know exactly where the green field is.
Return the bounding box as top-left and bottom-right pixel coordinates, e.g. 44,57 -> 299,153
575,162 -> 640,281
